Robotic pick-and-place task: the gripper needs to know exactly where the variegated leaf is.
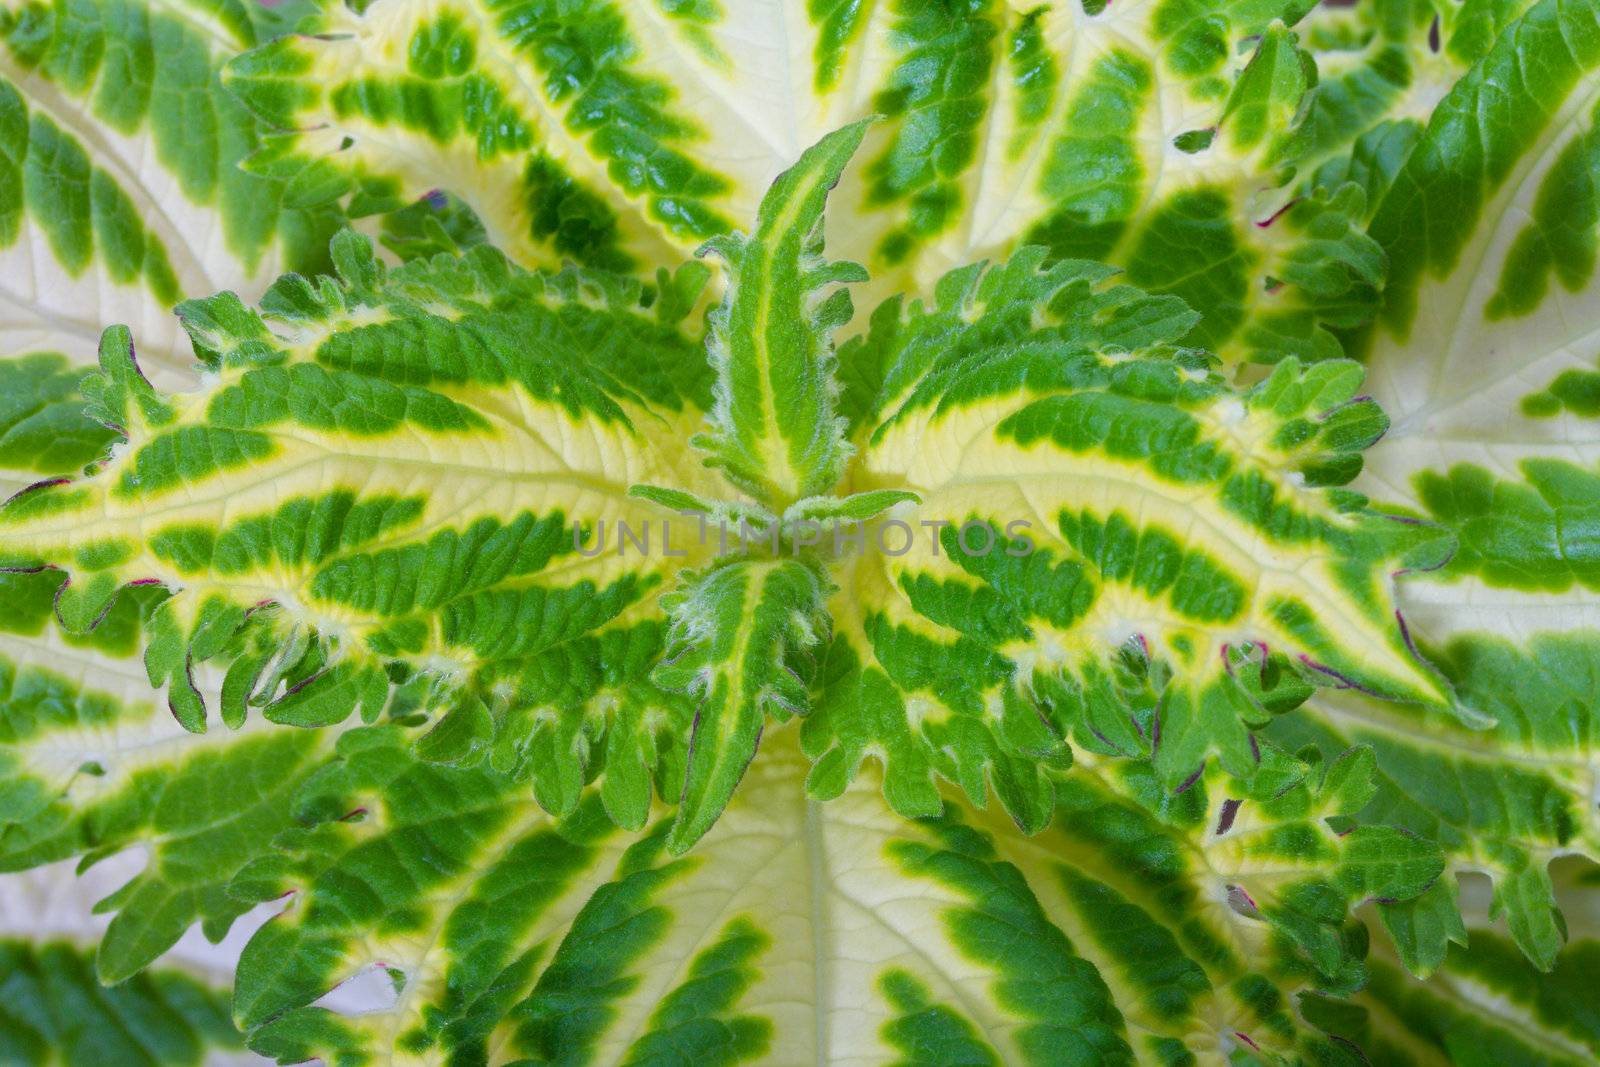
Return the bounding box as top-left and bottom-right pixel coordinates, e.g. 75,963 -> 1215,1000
692,119 -> 866,507
1337,933 -> 1600,1065
0,232 -> 725,842
0,0 -> 357,383
224,724 -> 1441,1066
0,565 -> 337,985
651,556 -> 829,851
1292,0 -> 1539,199
0,429 -> 1452,1065
1307,866 -> 1600,1064
1312,0 -> 1600,970
812,248 -> 1459,834
0,358 -> 308,988
222,0 -> 1384,363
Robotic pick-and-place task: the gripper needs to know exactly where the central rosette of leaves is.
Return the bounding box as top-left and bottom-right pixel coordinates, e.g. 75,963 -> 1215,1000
0,123 -> 1462,860
622,123 -> 928,848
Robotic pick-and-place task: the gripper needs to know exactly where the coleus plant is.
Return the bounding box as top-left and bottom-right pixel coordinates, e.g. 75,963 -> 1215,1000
0,0 -> 1597,1064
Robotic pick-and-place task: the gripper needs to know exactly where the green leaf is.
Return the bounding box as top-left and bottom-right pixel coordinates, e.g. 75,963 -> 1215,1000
1219,21 -> 1318,158
1291,0 -> 1541,204
0,353 -> 117,495
0,938 -> 244,1065
1326,877 -> 1600,1066
652,558 -> 829,852
692,120 -> 869,508
1373,878 -> 1471,979
782,488 -> 921,525
1270,636 -> 1599,973
627,483 -> 776,532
